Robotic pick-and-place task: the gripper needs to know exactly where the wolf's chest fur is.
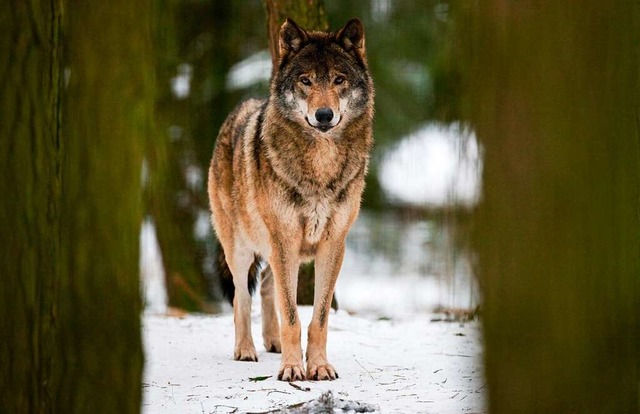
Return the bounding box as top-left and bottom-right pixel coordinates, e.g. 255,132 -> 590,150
262,129 -> 358,246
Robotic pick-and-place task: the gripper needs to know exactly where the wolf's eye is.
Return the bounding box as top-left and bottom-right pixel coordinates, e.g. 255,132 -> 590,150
334,76 -> 345,85
300,76 -> 312,86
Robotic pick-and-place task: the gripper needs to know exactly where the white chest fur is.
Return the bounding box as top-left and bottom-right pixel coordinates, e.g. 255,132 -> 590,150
302,197 -> 331,244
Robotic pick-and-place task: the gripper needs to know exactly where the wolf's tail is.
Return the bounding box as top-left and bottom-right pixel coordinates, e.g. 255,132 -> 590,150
213,240 -> 260,305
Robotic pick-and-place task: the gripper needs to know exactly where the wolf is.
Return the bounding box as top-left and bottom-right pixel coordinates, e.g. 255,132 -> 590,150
208,17 -> 374,382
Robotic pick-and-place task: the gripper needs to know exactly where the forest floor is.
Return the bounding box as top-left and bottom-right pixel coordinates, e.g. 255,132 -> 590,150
142,306 -> 486,413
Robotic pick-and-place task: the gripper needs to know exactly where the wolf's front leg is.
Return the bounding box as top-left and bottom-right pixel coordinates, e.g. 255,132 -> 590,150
270,241 -> 305,381
306,237 -> 345,380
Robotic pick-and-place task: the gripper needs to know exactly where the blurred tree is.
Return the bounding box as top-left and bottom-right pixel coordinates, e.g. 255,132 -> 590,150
460,2 -> 640,413
148,0 -> 216,313
1,0 -> 150,411
149,1 -> 267,312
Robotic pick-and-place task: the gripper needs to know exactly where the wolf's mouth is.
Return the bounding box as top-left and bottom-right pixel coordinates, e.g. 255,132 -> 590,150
306,118 -> 338,133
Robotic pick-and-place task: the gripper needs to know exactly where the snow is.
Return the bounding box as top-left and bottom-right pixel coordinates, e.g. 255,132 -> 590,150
226,50 -> 272,91
171,64 -> 193,99
142,307 -> 485,413
379,123 -> 482,208
338,212 -> 480,317
372,0 -> 393,23
140,218 -> 168,315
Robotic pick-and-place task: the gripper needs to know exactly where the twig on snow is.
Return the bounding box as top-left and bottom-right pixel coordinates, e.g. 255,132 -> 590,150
355,358 -> 375,380
267,389 -> 291,396
288,382 -> 310,392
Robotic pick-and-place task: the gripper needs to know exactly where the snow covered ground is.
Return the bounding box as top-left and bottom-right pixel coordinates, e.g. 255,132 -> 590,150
142,307 -> 485,413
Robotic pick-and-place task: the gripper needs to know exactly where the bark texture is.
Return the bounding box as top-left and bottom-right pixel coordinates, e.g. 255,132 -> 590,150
0,1 -> 63,411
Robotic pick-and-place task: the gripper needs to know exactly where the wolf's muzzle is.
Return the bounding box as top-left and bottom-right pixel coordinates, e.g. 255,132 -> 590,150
312,107 -> 335,132
315,107 -> 334,124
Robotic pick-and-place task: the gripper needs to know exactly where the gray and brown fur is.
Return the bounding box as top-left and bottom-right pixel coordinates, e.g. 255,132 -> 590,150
208,18 -> 373,382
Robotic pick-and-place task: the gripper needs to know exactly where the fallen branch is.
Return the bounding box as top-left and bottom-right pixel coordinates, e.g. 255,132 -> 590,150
288,382 -> 310,392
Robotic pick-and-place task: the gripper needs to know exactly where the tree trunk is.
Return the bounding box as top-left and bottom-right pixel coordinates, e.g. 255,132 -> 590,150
148,0 -> 241,313
1,1 -> 151,412
463,2 -> 639,413
56,1 -> 151,411
0,1 -> 63,411
149,0 -> 208,313
264,0 -> 328,76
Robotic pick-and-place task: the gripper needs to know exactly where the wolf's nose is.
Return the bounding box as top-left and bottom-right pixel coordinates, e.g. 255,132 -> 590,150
315,107 -> 334,125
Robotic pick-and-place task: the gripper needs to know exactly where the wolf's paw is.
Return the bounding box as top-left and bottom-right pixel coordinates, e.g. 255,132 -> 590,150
234,344 -> 258,362
278,363 -> 306,382
263,336 -> 281,353
306,362 -> 338,381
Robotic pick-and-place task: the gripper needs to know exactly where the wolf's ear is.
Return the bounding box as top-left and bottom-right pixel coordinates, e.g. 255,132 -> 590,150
279,18 -> 308,58
337,18 -> 365,58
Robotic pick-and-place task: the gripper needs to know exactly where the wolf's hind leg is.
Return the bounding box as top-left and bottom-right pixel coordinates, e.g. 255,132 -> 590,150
260,265 -> 281,353
230,249 -> 258,362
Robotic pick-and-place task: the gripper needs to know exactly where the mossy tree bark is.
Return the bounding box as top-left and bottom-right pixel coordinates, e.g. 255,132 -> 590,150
462,2 -> 640,413
0,1 -> 63,411
1,1 -> 151,412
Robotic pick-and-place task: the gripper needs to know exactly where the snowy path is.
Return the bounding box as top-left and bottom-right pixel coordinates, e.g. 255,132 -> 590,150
142,307 -> 486,413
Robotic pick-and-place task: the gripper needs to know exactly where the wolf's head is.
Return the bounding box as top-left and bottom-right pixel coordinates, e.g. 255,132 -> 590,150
271,18 -> 374,136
